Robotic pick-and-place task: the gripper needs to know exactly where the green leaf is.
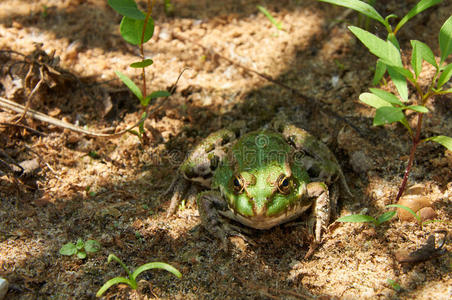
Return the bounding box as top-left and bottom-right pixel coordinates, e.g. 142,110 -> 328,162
387,278 -> 401,292
59,243 -> 77,256
372,59 -> 387,85
96,277 -> 136,297
376,211 -> 396,225
394,0 -> 442,34
143,90 -> 171,106
369,88 -> 403,105
318,0 -> 386,25
411,40 -> 422,78
85,240 -> 101,253
373,106 -> 405,125
77,251 -> 87,259
387,66 -> 408,100
437,63 -> 452,88
76,238 -> 84,250
107,254 -> 132,277
423,135 -> 452,150
337,214 -> 377,224
359,92 -> 392,108
131,262 -> 182,281
130,59 -> 153,68
403,105 -> 429,113
349,26 -> 403,67
257,5 -> 282,30
114,71 -> 142,101
108,0 -> 145,20
439,15 -> 452,63
386,204 -> 421,223
120,16 -> 154,45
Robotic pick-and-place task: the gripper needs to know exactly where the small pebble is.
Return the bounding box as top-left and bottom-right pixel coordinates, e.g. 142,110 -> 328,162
397,195 -> 431,221
418,207 -> 437,221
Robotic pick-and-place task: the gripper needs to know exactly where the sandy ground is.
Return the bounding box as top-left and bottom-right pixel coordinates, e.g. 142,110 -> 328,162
0,0 -> 451,299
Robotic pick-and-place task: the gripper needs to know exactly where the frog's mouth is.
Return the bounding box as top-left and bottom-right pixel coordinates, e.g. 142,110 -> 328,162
219,202 -> 312,230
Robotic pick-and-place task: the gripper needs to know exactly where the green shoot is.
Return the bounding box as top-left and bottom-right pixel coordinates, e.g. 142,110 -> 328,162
257,5 -> 283,31
108,0 -> 170,141
59,238 -> 101,259
96,254 -> 182,297
318,0 -> 452,202
387,278 -> 401,291
386,204 -> 444,230
337,210 -> 396,227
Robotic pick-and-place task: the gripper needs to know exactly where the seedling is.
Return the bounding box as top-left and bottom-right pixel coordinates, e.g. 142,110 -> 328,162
387,278 -> 401,292
59,238 -> 101,259
387,204 -> 445,230
337,210 -> 396,227
96,254 -> 182,297
257,5 -> 283,31
107,0 -> 171,141
318,0 -> 452,201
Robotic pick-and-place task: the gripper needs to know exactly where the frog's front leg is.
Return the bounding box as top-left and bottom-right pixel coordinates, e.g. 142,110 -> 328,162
197,191 -> 231,249
307,182 -> 331,244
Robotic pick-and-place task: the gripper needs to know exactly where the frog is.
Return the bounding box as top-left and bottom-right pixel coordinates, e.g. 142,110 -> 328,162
166,117 -> 351,255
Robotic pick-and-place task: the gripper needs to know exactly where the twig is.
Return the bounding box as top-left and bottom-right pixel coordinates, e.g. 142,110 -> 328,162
0,122 -> 46,136
0,96 -> 164,138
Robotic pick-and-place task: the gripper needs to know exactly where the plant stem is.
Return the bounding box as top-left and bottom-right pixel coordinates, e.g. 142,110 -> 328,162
140,0 -> 154,101
395,111 -> 423,202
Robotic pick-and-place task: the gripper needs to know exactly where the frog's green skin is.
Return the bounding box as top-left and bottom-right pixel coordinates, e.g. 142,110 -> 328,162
169,120 -> 351,250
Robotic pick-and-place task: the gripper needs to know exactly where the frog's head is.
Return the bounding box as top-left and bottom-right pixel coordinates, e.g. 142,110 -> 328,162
213,131 -> 312,229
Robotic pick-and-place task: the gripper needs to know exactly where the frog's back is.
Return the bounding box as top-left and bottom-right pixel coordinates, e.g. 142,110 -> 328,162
231,131 -> 291,171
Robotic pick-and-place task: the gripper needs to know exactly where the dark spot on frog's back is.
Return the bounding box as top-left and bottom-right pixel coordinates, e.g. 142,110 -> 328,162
209,155 -> 219,170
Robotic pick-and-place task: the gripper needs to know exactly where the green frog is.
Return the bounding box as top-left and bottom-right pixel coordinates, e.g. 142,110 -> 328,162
167,118 -> 351,254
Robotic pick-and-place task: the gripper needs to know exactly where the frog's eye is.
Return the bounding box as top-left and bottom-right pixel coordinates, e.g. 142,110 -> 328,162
232,175 -> 245,193
277,175 -> 291,195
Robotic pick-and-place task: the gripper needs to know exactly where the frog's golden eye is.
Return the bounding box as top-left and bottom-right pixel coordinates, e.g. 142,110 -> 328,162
277,175 -> 291,195
232,175 -> 245,193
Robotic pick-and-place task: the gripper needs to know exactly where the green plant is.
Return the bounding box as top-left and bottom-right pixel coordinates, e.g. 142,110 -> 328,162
96,254 -> 182,297
107,0 -> 170,141
318,0 -> 452,202
337,210 -> 396,227
59,238 -> 101,259
257,5 -> 283,31
387,278 -> 401,291
386,204 -> 446,230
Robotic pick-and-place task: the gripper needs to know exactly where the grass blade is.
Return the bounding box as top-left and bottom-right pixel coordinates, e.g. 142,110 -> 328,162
131,262 -> 182,281
257,5 -> 282,30
337,214 -> 377,224
96,277 -> 135,297
376,211 -> 396,225
386,204 -> 421,223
